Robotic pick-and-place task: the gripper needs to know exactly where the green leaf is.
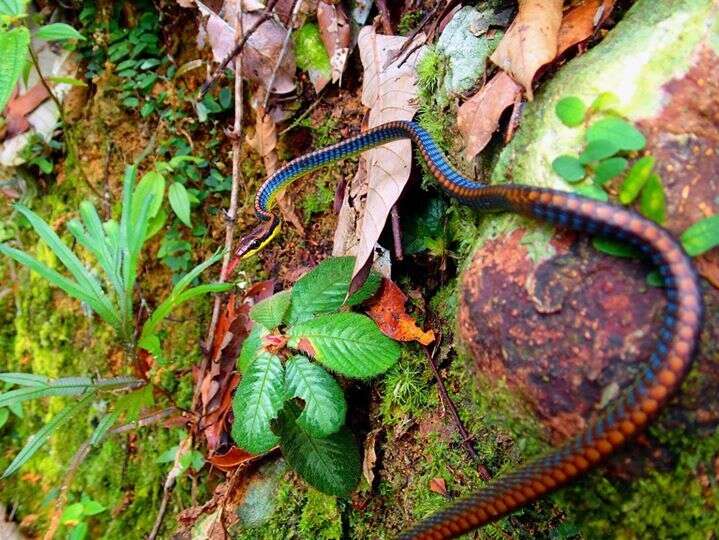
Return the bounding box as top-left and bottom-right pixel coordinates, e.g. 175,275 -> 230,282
276,402 -> 360,497
47,76 -> 87,87
250,290 -> 291,329
552,155 -> 585,183
578,139 -> 619,164
587,117 -> 646,151
238,324 -> 269,374
231,352 -> 285,454
0,0 -> 28,17
594,157 -> 627,185
82,499 -> 106,516
0,375 -> 138,408
146,208 -> 167,240
156,446 -> 177,463
555,96 -> 586,127
639,173 -> 666,224
294,23 -> 331,80
592,237 -> 639,259
90,411 -> 119,446
619,156 -> 655,204
646,270 -> 665,288
680,214 -> 719,257
115,384 -> 153,423
590,92 -> 620,113
575,185 -> 608,202
0,27 -> 30,112
2,392 -> 95,478
284,355 -> 346,438
0,372 -> 49,387
287,313 -> 400,379
0,408 -> 8,429
168,182 -> 192,226
35,23 -> 85,42
61,502 -> 85,524
131,170 -> 165,223
69,522 -> 88,540
288,257 -> 381,323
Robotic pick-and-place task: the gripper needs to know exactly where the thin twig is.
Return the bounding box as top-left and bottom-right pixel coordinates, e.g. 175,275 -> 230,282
262,0 -> 302,111
278,89 -> 326,135
390,205 -> 403,261
27,45 -> 102,199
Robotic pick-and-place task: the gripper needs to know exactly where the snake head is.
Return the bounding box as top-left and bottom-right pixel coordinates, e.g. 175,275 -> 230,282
234,216 -> 280,261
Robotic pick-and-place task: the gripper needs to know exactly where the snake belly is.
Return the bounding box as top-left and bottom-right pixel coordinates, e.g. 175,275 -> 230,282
251,120 -> 703,539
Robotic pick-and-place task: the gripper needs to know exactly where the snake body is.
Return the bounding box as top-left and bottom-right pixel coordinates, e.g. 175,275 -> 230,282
242,121 -> 703,539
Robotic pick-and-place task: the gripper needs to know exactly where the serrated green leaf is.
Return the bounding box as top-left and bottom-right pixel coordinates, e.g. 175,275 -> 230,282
251,290 -> 291,329
552,155 -> 585,183
639,173 -> 665,224
3,392 -> 95,478
231,352 -> 285,454
168,182 -> 191,226
276,402 -> 360,497
284,355 -> 346,438
592,237 -> 639,259
587,117 -> 646,151
680,214 -> 719,257
35,23 -> 85,42
555,96 -> 585,127
619,156 -> 654,204
287,313 -> 400,379
288,257 -> 381,323
0,27 -> 30,112
578,139 -> 619,164
238,324 -> 269,373
594,157 -> 627,185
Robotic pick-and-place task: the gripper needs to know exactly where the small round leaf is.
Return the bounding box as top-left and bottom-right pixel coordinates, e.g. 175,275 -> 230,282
552,155 -> 585,183
555,96 -> 586,127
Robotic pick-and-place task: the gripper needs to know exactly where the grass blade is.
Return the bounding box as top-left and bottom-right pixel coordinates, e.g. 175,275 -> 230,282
0,372 -> 50,387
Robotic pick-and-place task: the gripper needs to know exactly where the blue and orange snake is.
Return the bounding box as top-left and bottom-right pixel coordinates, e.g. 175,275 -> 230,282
231,120 -> 703,539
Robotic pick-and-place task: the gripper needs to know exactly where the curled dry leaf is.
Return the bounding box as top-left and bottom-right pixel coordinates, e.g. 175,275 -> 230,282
351,26 -> 426,282
429,477 -> 448,496
317,0 -> 352,83
366,278 -> 435,346
489,0 -> 563,99
557,0 -> 615,56
457,71 -> 523,160
207,445 -> 257,472
198,3 -> 296,94
362,428 -> 380,487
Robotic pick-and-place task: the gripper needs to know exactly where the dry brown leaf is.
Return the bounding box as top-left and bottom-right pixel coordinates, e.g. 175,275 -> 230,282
362,428 -> 380,487
489,0 -> 563,99
199,3 -> 296,94
429,477 -> 448,496
317,1 -> 351,83
3,84 -> 49,140
207,445 -> 258,471
351,26 -> 426,281
696,249 -> 719,290
457,71 -> 523,160
366,278 -> 435,345
557,0 -> 615,56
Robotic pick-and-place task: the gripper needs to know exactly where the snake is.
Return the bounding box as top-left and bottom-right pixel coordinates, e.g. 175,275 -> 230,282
231,120 -> 704,539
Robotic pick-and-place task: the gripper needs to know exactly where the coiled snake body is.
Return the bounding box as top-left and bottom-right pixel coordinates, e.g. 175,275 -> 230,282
232,121 -> 703,539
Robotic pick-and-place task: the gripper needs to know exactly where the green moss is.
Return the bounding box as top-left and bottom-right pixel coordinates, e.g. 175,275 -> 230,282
398,10 -> 423,36
379,349 -> 436,424
299,488 -> 342,539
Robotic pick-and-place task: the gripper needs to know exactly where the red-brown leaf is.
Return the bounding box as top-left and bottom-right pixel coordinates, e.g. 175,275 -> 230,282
207,445 -> 258,472
557,0 -> 615,56
429,477 -> 448,496
366,279 -> 435,346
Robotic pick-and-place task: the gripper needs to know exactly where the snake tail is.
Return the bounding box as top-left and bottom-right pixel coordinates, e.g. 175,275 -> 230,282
250,121 -> 703,540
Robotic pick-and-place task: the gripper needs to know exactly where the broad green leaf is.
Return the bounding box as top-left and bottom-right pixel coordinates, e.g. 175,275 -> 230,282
0,27 -> 30,112
276,402 -> 360,497
250,290 -> 291,329
639,173 -> 666,224
131,170 -> 165,224
284,355 -> 346,438
587,117 -> 646,151
680,215 -> 719,256
551,155 -> 585,183
82,499 -> 106,516
69,522 -> 88,540
0,372 -> 49,387
168,182 -> 191,226
594,157 -> 627,185
2,392 -> 95,478
0,0 -> 28,17
619,156 -> 654,204
578,139 -> 618,164
555,96 -> 585,127
238,324 -> 269,373
146,208 -> 167,240
35,23 -> 85,42
156,446 -> 178,463
575,185 -> 608,202
287,313 -> 400,379
592,237 -> 639,259
288,257 -> 381,323
231,352 -> 284,454
61,502 -> 85,524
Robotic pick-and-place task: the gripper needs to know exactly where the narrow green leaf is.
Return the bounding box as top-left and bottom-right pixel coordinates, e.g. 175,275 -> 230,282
0,27 -> 30,112
2,392 -> 95,478
555,96 -> 586,127
592,237 -> 639,259
575,185 -> 608,202
551,155 -> 585,183
238,324 -> 269,374
0,376 -> 139,407
619,156 -> 655,204
594,157 -> 627,185
231,352 -> 285,454
47,76 -> 87,87
639,173 -> 666,224
287,313 -> 400,379
276,402 -> 360,497
578,139 -> 619,164
284,355 -> 346,438
288,257 -> 381,323
168,182 -> 192,226
251,290 -> 291,329
0,408 -> 9,429
90,411 -> 119,446
0,372 -> 49,387
680,214 -> 719,257
35,23 -> 85,42
587,117 -> 646,151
